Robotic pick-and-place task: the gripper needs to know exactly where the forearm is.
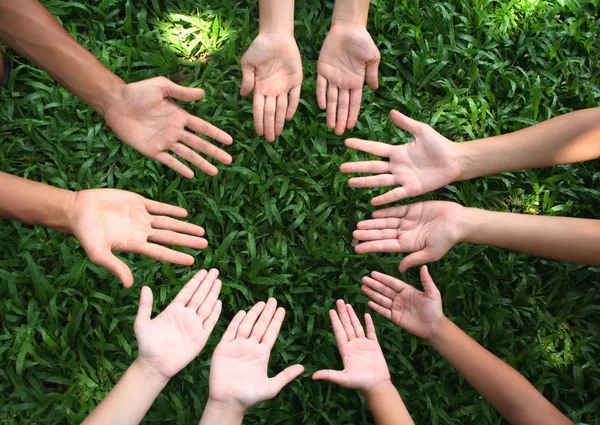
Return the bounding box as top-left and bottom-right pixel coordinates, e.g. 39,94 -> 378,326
429,318 -> 573,425
82,359 -> 168,425
362,382 -> 415,425
259,0 -> 295,35
332,0 -> 371,27
198,400 -> 245,425
0,171 -> 75,233
458,108 -> 600,179
460,208 -> 600,266
0,0 -> 124,114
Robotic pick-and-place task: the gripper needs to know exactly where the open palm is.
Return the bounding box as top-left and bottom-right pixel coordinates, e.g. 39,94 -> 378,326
353,201 -> 465,272
134,269 -> 223,380
104,77 -> 233,178
317,25 -> 380,135
241,34 -> 303,142
361,267 -> 443,340
340,110 -> 463,205
70,189 -> 207,287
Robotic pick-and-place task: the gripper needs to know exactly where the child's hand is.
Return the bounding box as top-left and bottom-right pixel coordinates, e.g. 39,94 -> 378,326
134,269 -> 222,381
312,300 -> 391,396
361,266 -> 443,339
207,299 -> 304,413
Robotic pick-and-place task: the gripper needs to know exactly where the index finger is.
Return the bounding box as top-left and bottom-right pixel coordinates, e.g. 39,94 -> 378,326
186,115 -> 233,145
345,138 -> 391,158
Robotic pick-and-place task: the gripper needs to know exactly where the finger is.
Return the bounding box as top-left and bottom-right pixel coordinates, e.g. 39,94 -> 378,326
240,60 -> 255,96
348,174 -> 397,188
180,131 -> 233,165
364,314 -> 378,341
356,218 -> 402,231
187,268 -> 219,310
326,84 -> 338,129
237,301 -> 267,339
399,249 -> 437,273
275,94 -> 288,137
155,151 -> 194,179
135,286 -> 153,329
390,109 -> 426,136
316,74 -> 327,110
286,86 -> 301,121
361,281 -> 393,305
329,309 -> 347,347
420,265 -> 441,297
186,116 -> 233,145
347,89 -> 362,129
344,138 -> 391,157
346,304 -> 365,338
362,275 -> 399,299
270,364 -> 304,394
264,96 -> 276,142
336,299 -> 355,340
151,216 -> 204,237
203,300 -> 222,334
253,94 -> 266,136
367,300 -> 392,321
250,298 -> 278,342
173,269 -> 208,304
353,229 -> 399,241
372,206 -> 410,219
262,307 -> 285,350
222,310 -> 247,342
335,89 -> 350,136
312,370 -> 349,387
145,200 -> 188,218
372,187 -> 409,206
87,249 -> 134,288
138,243 -> 195,265
370,271 -> 412,292
148,229 -> 208,249
366,56 -> 380,90
171,142 -> 219,177
197,278 -> 222,321
161,78 -> 205,102
354,239 -> 403,254
340,160 -> 390,174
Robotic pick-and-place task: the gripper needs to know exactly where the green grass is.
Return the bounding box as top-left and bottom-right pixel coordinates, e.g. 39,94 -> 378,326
1,0 -> 600,423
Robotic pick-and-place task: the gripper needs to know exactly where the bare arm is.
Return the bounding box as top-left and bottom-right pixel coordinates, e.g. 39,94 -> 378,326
363,382 -> 414,425
332,0 -> 371,27
259,0 -> 295,35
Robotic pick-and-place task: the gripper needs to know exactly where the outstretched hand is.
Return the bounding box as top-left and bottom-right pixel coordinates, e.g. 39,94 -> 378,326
317,25 -> 380,135
104,76 -> 233,178
241,34 -> 303,142
134,269 -> 223,380
353,201 -> 465,272
361,266 -> 443,340
312,300 -> 391,395
70,189 -> 208,287
340,110 -> 463,205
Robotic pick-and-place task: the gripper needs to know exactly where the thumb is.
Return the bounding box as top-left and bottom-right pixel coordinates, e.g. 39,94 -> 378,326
270,364 -> 304,394
390,110 -> 427,136
420,266 -> 441,297
90,250 -> 134,288
135,286 -> 154,329
398,249 -> 436,273
160,77 -> 205,102
240,60 -> 255,96
312,369 -> 349,387
365,60 -> 380,90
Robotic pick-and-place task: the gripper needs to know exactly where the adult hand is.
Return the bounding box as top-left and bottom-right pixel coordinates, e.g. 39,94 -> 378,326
69,189 -> 208,287
312,300 -> 391,395
361,266 -> 444,340
134,269 -> 222,380
208,299 -> 304,413
104,77 -> 233,178
353,201 -> 465,272
241,34 -> 302,142
317,24 -> 380,135
340,110 -> 463,205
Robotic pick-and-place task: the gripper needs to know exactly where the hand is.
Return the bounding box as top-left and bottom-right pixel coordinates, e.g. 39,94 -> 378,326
353,201 -> 465,272
340,110 -> 463,205
317,24 -> 380,135
208,299 -> 304,412
69,189 -> 207,287
241,34 -> 302,142
312,300 -> 391,395
361,266 -> 443,340
134,269 -> 223,380
104,77 -> 233,178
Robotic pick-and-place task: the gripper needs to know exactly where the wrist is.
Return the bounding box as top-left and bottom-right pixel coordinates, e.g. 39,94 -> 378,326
47,188 -> 77,234
360,379 -> 395,401
458,207 -> 486,244
203,399 -> 246,424
132,358 -> 171,388
426,315 -> 451,343
96,76 -> 127,116
332,0 -> 370,27
455,141 -> 479,181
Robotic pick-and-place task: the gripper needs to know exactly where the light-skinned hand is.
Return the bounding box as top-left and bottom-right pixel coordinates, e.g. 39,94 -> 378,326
353,201 -> 465,272
361,266 -> 443,340
241,34 -> 302,142
312,300 -> 391,396
317,24 -> 380,135
104,77 -> 233,178
207,299 -> 304,413
134,269 -> 223,381
69,189 -> 208,287
340,110 -> 463,205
